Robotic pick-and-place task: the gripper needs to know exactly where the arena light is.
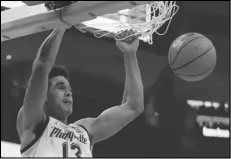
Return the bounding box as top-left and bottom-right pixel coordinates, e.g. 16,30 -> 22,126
6,54 -> 12,60
196,115 -> 230,127
187,100 -> 203,108
1,1 -> 26,8
202,126 -> 229,138
204,101 -> 212,108
212,102 -> 220,109
187,100 -> 222,109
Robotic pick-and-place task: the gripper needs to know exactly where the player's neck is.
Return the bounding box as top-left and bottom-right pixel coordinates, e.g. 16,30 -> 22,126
44,105 -> 68,124
51,115 -> 68,124
47,112 -> 68,124
58,118 -> 68,125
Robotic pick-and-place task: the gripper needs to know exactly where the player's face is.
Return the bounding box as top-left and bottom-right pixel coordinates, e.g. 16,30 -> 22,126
47,76 -> 73,117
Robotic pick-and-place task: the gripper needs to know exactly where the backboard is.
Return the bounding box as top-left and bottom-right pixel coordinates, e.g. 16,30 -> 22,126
1,1 -> 179,44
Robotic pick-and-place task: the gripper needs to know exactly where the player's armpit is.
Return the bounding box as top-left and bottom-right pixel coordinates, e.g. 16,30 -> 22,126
17,107 -> 48,154
78,101 -> 143,144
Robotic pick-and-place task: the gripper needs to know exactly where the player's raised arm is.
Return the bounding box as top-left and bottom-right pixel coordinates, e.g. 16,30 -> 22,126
76,30 -> 144,144
17,29 -> 66,135
121,49 -> 129,105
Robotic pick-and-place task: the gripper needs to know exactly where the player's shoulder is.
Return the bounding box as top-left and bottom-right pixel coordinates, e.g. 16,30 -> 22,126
72,118 -> 95,134
74,117 -> 95,126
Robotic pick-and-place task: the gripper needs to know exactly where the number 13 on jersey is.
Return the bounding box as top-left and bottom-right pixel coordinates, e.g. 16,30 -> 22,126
62,142 -> 82,157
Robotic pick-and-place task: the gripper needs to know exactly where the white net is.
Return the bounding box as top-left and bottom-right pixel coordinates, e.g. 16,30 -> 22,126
77,1 -> 179,45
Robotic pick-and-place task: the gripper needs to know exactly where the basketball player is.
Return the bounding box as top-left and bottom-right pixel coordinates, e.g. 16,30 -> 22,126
16,28 -> 144,157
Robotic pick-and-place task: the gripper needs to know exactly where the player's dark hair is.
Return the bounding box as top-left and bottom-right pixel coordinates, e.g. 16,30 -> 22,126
48,65 -> 70,88
49,65 -> 69,81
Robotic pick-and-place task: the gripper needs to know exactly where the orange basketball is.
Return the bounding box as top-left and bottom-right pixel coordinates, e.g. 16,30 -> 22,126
168,33 -> 216,82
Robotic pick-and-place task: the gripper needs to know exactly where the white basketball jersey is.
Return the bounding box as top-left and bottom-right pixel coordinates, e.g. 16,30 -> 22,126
21,117 -> 93,157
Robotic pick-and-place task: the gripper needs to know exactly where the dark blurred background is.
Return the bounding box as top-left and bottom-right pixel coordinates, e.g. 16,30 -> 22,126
1,1 -> 230,157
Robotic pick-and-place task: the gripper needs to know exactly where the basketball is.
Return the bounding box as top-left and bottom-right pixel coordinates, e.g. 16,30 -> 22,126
168,33 -> 216,82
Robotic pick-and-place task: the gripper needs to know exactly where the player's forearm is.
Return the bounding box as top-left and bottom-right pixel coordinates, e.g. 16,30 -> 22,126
34,29 -> 66,68
121,57 -> 128,104
123,53 -> 144,110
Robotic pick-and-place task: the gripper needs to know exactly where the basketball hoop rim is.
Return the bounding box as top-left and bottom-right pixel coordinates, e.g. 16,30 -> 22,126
77,1 -> 179,45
